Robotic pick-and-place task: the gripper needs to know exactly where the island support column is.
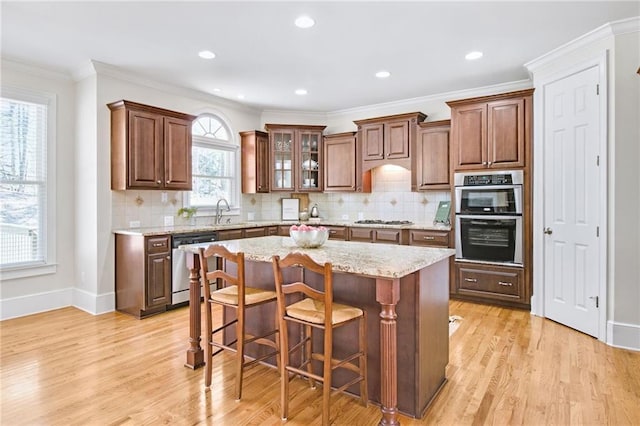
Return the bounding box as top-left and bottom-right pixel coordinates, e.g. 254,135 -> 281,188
376,277 -> 401,426
184,252 -> 205,369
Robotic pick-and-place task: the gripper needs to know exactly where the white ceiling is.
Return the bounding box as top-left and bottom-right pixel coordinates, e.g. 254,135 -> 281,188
2,1 -> 638,112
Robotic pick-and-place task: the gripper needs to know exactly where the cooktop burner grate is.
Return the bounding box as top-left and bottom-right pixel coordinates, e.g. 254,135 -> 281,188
354,219 -> 414,225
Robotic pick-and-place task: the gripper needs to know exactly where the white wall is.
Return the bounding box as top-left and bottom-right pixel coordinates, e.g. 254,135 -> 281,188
0,60 -> 77,318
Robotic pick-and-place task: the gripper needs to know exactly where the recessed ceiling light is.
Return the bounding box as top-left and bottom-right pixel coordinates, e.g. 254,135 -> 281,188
295,89 -> 308,95
237,94 -> 245,100
375,70 -> 391,79
465,51 -> 483,60
213,88 -> 221,92
295,15 -> 315,29
198,50 -> 216,59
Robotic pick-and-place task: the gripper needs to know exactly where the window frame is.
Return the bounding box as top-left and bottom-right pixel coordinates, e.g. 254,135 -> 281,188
185,114 -> 240,216
0,86 -> 57,279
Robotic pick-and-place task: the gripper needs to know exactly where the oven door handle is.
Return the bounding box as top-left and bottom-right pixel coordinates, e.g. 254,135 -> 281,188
456,214 -> 522,221
454,184 -> 522,191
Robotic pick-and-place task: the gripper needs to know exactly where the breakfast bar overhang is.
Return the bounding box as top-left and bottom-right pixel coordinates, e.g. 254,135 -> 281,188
180,236 -> 455,425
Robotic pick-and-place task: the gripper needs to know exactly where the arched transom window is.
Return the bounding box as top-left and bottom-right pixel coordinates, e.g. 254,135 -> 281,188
188,114 -> 238,210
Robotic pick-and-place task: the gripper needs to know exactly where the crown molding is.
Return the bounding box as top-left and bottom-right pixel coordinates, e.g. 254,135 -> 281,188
1,56 -> 73,82
77,60 -> 261,115
326,79 -> 532,119
525,16 -> 639,73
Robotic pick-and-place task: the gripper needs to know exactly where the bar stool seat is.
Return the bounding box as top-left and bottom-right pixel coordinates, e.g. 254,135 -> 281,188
286,298 -> 363,325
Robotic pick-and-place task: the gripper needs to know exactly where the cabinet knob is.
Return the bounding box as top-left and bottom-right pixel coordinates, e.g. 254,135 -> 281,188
482,161 -> 487,166
156,180 -> 162,184
166,180 -> 171,184
166,256 -> 170,260
488,161 -> 492,166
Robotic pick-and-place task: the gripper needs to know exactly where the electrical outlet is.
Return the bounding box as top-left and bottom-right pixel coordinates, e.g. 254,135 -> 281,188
341,214 -> 349,220
164,216 -> 174,227
358,212 -> 364,220
129,220 -> 141,228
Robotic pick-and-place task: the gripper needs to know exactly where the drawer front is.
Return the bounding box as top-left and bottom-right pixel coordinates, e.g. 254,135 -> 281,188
409,230 -> 449,247
457,264 -> 523,299
278,225 -> 291,236
326,226 -> 347,240
244,227 -> 266,238
147,236 -> 170,254
349,227 -> 375,242
375,229 -> 402,244
218,229 -> 244,240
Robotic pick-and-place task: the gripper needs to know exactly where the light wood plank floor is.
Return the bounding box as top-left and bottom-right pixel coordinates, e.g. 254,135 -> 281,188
1,300 -> 639,425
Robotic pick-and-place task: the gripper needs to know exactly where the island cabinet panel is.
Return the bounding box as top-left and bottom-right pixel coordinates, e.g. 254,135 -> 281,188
447,89 -> 533,171
240,130 -> 270,193
115,234 -> 171,318
108,100 -> 196,190
354,112 -> 427,172
234,257 -> 449,419
414,120 -> 451,190
244,227 -> 268,238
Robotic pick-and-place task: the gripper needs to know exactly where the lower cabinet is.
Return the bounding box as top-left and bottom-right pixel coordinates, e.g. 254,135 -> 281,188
349,227 -> 404,244
454,262 -> 526,306
325,226 -> 347,240
115,234 -> 171,319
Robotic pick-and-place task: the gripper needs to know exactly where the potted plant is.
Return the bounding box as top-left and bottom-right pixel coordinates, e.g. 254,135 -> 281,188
177,207 -> 198,225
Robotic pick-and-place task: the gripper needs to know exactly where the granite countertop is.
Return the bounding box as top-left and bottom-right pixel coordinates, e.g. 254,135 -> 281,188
113,220 -> 452,236
179,236 -> 455,279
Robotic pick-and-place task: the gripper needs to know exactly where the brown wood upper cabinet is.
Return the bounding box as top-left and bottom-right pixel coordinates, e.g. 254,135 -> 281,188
265,124 -> 326,192
354,112 -> 427,172
108,100 -> 197,190
414,120 -> 451,190
446,89 -> 533,171
323,132 -> 371,193
240,130 -> 270,193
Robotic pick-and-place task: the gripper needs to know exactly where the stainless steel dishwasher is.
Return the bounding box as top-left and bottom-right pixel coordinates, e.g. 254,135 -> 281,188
171,231 -> 218,306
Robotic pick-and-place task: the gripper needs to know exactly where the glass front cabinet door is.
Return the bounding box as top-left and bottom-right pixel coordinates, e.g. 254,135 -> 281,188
266,124 -> 326,192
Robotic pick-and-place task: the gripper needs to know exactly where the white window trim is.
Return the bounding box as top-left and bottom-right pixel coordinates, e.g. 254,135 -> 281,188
0,86 -> 57,280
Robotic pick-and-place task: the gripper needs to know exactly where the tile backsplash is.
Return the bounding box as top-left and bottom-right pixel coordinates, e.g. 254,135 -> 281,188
112,166 -> 451,229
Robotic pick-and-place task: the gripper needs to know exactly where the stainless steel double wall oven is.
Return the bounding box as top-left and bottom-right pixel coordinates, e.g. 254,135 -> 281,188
454,170 -> 524,266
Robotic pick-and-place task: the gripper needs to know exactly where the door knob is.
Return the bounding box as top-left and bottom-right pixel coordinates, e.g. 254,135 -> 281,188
543,227 -> 553,235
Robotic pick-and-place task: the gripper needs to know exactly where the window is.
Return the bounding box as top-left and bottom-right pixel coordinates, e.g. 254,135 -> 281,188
0,88 -> 56,277
188,114 -> 238,211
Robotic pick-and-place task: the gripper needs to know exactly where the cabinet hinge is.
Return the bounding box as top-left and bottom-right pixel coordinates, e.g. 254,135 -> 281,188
596,84 -> 599,95
596,226 -> 600,237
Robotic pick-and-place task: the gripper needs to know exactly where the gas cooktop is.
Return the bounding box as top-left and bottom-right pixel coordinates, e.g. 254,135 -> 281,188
354,220 -> 413,225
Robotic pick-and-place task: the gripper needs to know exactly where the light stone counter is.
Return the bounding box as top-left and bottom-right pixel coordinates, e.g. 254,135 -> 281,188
113,220 -> 451,237
180,235 -> 454,279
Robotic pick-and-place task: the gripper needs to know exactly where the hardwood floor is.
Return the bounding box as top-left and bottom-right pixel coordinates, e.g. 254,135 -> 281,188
1,300 -> 639,425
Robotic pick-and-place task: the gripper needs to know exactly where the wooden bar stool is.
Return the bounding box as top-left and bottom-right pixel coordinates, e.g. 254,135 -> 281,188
271,252 -> 367,426
198,244 -> 279,400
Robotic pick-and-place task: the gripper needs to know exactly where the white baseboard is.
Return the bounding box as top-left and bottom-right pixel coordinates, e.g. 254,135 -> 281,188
0,288 -> 115,320
72,288 -> 115,315
607,320 -> 640,351
0,288 -> 73,320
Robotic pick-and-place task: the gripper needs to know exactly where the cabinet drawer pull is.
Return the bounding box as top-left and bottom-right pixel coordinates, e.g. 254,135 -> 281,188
498,281 -> 513,286
423,236 -> 435,240
152,243 -> 164,247
464,278 -> 477,283
329,230 -> 337,234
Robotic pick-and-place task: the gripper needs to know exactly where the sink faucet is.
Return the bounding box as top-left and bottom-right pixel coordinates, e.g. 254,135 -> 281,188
215,198 -> 231,224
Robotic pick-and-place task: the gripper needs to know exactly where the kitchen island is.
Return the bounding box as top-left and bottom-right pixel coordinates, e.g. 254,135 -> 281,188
180,236 -> 454,425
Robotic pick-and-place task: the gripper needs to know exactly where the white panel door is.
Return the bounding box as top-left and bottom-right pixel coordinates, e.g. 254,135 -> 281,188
543,66 -> 600,337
